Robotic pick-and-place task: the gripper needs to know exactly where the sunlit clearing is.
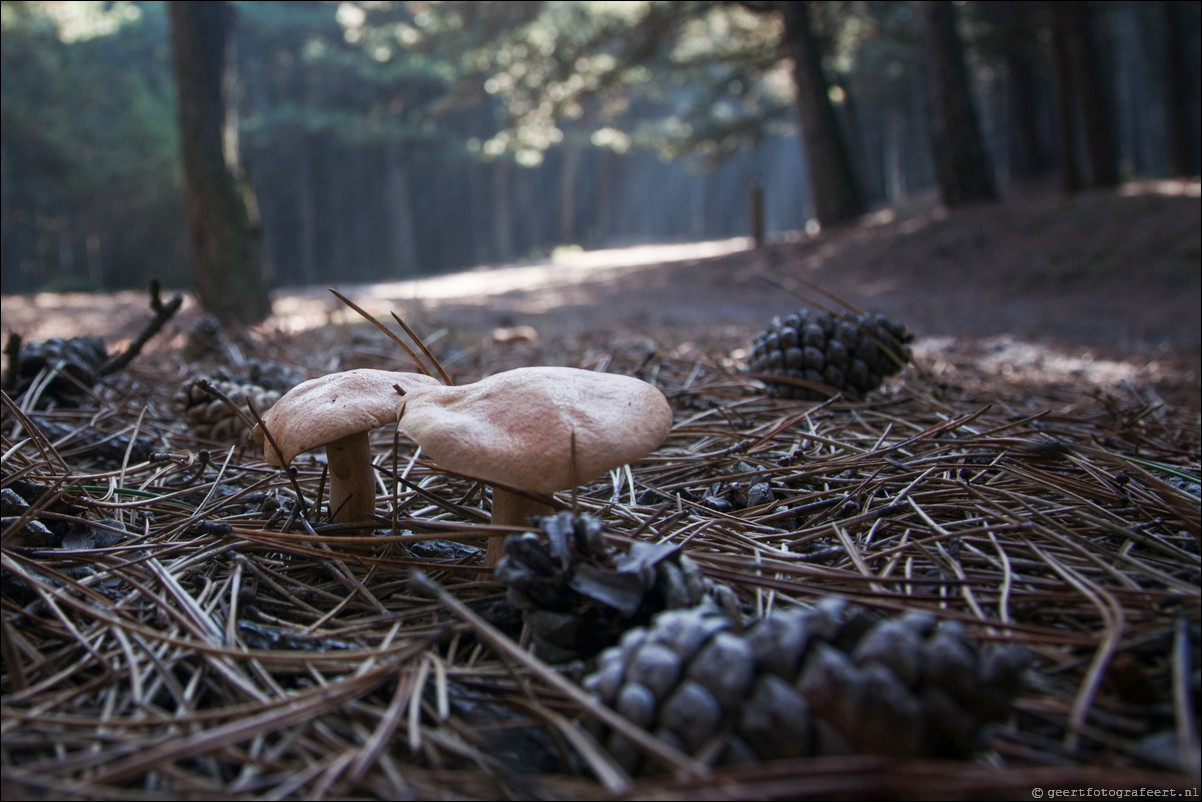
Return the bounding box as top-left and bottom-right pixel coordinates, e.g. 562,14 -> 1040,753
862,208 -> 896,227
1,289 -> 197,345
915,335 -> 1148,388
1118,178 -> 1201,198
549,237 -> 749,268
271,238 -> 755,333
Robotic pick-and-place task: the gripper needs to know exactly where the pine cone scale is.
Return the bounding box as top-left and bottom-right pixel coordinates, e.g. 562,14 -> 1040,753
584,601 -> 1030,770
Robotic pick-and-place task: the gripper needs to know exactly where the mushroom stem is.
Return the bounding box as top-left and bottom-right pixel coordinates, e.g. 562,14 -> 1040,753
326,430 -> 376,523
487,487 -> 554,568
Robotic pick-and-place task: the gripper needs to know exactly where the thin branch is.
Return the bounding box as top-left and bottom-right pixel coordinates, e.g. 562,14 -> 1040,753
99,279 -> 183,376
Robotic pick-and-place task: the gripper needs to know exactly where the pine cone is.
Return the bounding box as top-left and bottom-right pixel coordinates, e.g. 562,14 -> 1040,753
496,511 -> 741,663
176,379 -> 281,446
582,598 -> 1030,773
242,360 -> 306,395
16,336 -> 108,403
181,315 -> 232,363
747,308 -> 913,400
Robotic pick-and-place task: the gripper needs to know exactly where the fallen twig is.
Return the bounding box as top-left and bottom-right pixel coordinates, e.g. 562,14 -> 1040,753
98,278 -> 183,376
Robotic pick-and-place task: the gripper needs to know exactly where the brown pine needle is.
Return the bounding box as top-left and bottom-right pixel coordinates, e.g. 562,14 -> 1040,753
2,310 -> 1197,798
328,287 -> 436,379
390,310 -> 454,386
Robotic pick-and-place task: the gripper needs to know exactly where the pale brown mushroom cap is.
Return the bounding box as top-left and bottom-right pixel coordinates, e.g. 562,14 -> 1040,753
398,366 -> 673,493
250,369 -> 440,465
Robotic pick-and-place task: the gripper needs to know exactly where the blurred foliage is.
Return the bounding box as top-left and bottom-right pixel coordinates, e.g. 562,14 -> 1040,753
1,1 -> 178,196
2,0 -> 186,291
238,1 -> 459,153
1,0 -> 1195,294
397,1 -> 799,167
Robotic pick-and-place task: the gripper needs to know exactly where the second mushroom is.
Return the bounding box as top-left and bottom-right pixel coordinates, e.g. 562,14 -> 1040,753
398,366 -> 674,567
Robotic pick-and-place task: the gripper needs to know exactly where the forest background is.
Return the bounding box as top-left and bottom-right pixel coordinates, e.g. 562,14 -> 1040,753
2,0 -> 1199,314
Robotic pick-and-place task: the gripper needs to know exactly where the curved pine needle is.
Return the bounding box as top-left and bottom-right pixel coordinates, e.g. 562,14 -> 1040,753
1028,540 -> 1126,756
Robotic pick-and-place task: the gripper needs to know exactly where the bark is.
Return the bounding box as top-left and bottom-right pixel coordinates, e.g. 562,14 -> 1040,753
169,1 -> 271,326
384,145 -> 419,277
886,106 -> 905,201
595,150 -> 614,247
329,145 -> 354,277
1048,2 -> 1120,189
1004,42 -> 1050,179
559,137 -> 581,245
778,2 -> 865,228
296,135 -> 318,285
749,180 -> 765,248
1049,1 -> 1084,191
997,2 -> 1054,178
918,1 -> 998,206
493,160 -> 514,263
974,1 -> 1052,180
352,149 -> 378,280
465,160 -> 488,265
1161,1 -> 1195,176
1072,3 -> 1120,187
513,167 -> 542,253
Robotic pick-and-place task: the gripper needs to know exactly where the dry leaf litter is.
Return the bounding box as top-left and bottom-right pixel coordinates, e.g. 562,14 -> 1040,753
1,298 -> 1199,800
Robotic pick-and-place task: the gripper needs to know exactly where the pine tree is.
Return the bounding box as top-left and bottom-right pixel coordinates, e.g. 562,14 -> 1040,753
918,1 -> 998,206
169,1 -> 271,326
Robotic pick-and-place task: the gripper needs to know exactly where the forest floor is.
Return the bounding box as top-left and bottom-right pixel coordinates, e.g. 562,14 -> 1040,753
1,177 -> 1200,800
3,177 -> 1200,410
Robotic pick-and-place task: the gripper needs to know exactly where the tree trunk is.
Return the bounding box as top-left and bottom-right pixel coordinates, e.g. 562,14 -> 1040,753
328,143 -> 354,276
995,2 -> 1054,179
384,145 -> 419,277
559,138 -> 581,245
493,160 -> 514,263
918,1 -> 998,206
1049,2 -> 1084,192
1072,3 -> 1120,187
886,106 -> 905,202
1048,2 -> 1120,189
598,150 -> 618,246
1161,1 -> 1194,176
344,148 -> 369,280
1003,42 -> 1050,179
296,134 -> 318,285
779,2 -> 865,228
513,167 -> 541,255
169,1 -> 271,326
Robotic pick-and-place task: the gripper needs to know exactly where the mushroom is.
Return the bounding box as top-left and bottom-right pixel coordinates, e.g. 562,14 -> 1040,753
250,364 -> 674,565
397,366 -> 674,567
250,369 -> 440,523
